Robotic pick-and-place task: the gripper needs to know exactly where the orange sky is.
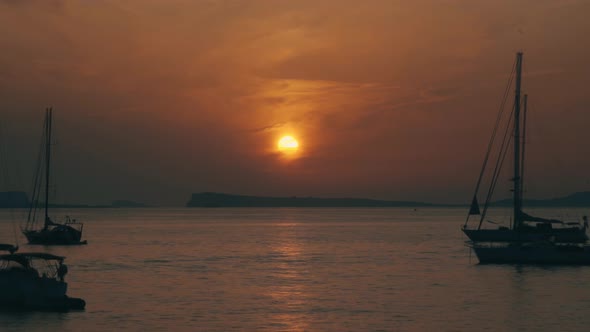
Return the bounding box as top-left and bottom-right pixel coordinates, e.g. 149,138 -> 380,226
1,0 -> 589,205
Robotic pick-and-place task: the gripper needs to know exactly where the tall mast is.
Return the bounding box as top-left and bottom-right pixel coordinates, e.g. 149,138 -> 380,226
521,94 -> 528,206
513,53 -> 523,230
44,108 -> 52,229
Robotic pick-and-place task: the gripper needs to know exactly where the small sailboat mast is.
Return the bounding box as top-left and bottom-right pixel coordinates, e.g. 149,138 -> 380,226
44,108 -> 52,230
512,52 -> 523,231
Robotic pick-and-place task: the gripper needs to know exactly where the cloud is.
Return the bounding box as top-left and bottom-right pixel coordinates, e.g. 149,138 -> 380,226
0,1 -> 589,204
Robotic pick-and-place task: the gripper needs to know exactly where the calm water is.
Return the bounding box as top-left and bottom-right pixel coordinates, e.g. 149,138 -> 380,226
0,207 -> 590,331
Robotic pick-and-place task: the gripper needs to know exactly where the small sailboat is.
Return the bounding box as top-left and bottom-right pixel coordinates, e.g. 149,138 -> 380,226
0,246 -> 86,310
464,52 -> 590,264
462,52 -> 588,244
21,108 -> 87,245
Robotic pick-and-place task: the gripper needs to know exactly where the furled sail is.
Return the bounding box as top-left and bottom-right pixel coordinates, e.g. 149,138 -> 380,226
519,211 -> 563,224
469,196 -> 481,215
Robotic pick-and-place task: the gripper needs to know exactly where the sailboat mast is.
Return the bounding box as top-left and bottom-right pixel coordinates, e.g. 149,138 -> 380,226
521,94 -> 528,205
44,108 -> 52,229
513,53 -> 523,230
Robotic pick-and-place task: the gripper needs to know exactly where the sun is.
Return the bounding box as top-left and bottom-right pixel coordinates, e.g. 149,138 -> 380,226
277,135 -> 299,152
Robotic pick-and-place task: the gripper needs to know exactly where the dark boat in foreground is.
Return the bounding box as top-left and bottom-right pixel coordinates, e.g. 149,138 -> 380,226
462,52 -> 588,244
0,245 -> 85,311
0,244 -> 18,254
22,108 -> 87,245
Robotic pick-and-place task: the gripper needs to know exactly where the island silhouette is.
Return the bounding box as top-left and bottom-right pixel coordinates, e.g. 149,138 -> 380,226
186,191 -> 590,208
2,191 -> 590,208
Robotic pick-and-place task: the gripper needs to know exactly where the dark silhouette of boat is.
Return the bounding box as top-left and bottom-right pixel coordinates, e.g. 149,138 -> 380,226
21,108 -> 87,245
470,241 -> 590,265
464,53 -> 590,264
0,245 -> 85,311
462,218 -> 587,243
462,52 -> 588,244
0,244 -> 18,254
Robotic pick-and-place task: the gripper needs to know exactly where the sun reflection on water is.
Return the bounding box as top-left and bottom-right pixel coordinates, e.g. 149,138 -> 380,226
265,222 -> 310,331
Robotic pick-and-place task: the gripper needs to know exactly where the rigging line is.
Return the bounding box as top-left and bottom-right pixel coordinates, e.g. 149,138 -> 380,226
521,95 -> 528,204
485,104 -> 516,212
27,117 -> 45,229
478,102 -> 516,229
49,110 -> 58,206
465,58 -> 517,226
479,127 -> 514,229
26,114 -> 47,230
486,128 -> 514,221
44,108 -> 52,227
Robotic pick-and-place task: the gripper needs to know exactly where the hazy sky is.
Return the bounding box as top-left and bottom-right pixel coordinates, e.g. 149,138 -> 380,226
1,0 -> 589,205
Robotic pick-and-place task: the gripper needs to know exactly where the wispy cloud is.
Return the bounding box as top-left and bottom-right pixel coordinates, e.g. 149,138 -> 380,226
0,0 -> 589,204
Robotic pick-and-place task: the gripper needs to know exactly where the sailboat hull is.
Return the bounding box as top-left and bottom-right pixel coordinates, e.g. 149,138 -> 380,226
0,270 -> 67,306
462,228 -> 588,243
23,225 -> 86,245
0,258 -> 86,311
471,243 -> 590,264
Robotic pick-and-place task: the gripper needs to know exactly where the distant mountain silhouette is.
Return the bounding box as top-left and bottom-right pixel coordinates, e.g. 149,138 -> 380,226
186,192 -> 434,208
492,191 -> 590,207
0,191 -> 29,208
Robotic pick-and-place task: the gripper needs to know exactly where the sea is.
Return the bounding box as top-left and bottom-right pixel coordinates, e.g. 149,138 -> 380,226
1,207 -> 590,332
